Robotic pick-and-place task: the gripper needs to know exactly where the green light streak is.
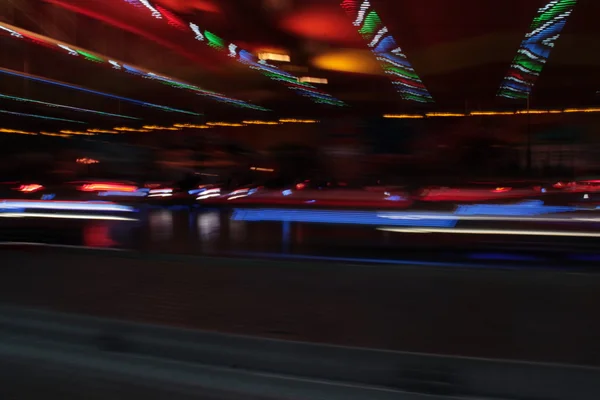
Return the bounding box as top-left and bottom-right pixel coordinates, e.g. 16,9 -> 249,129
76,50 -> 104,62
359,10 -> 381,36
204,30 -> 225,49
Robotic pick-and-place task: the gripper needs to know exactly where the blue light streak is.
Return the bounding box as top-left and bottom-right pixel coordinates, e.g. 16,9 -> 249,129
0,67 -> 201,116
232,209 -> 458,228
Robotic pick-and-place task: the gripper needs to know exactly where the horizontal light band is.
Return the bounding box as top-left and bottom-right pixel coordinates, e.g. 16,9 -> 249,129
0,212 -> 137,221
232,209 -> 458,228
0,200 -> 134,212
378,227 -> 600,238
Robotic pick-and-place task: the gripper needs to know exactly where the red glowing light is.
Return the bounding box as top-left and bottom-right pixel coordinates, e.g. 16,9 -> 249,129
281,6 -> 361,44
79,183 -> 138,192
492,187 -> 512,193
155,5 -> 187,30
17,184 -> 44,193
45,0 -> 215,69
296,183 -> 306,190
155,0 -> 220,13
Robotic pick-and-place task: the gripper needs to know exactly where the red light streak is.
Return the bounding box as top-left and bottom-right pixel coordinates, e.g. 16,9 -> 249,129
17,184 -> 44,192
155,5 -> 187,30
79,183 -> 138,192
44,0 -> 216,70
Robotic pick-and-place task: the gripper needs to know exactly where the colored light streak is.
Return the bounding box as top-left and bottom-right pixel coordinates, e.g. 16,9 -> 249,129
498,0 -> 577,99
79,183 -> 138,192
206,122 -> 245,127
250,167 -> 275,172
341,0 -> 433,103
383,108 -> 600,119
258,52 -> 291,62
426,112 -> 465,118
119,0 -> 343,107
0,128 -> 37,135
0,200 -> 134,212
114,127 -> 151,132
383,114 -> 424,119
40,132 -> 71,138
0,93 -> 139,120
87,129 -> 117,134
0,212 -> 137,221
0,67 -> 199,116
60,130 -> 95,136
76,158 -> 100,164
98,190 -> 147,197
143,125 -> 181,131
17,184 -> 44,193
0,21 -> 264,112
173,123 -> 211,128
564,108 -> 600,113
242,120 -> 280,125
0,109 -> 85,124
298,77 -> 328,84
279,119 -> 319,123
232,209 -> 458,228
378,227 -> 600,238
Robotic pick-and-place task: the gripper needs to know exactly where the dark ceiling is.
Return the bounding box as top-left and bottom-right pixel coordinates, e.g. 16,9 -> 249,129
0,0 -> 598,132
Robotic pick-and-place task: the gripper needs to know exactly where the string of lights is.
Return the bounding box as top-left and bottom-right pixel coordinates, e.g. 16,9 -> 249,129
0,93 -> 140,120
0,67 -> 201,116
340,0 -> 433,103
498,0 -> 577,100
384,107 -> 600,119
120,0 -> 345,107
0,22 -> 266,111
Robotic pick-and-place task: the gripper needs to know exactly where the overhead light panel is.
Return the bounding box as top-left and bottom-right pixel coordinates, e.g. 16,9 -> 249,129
498,0 -> 577,100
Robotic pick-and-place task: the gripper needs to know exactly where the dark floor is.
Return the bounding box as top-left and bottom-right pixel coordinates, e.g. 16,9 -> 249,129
2,248 -> 600,366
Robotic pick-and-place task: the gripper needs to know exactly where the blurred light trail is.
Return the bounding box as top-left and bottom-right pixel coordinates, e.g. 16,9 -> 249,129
79,183 -> 138,192
44,0 -> 216,67
0,21 -> 257,111
232,209 -> 458,228
378,227 -> 600,238
41,2 -> 265,110
0,213 -> 137,221
0,67 -> 200,116
498,0 -> 577,99
384,108 -> 600,119
0,109 -> 85,124
0,93 -> 140,120
0,200 -> 134,212
340,0 -> 433,103
117,0 -> 345,106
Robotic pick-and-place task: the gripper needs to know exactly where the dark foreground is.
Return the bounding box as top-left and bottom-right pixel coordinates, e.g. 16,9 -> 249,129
2,247 -> 600,366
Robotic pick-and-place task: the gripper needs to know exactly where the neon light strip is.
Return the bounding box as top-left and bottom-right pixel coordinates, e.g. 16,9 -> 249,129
0,212 -> 137,221
232,209 -> 457,228
0,67 -> 199,116
0,93 -> 140,120
378,227 -> 600,238
498,0 -> 577,99
0,109 -> 85,124
0,21 -> 264,111
120,0 -> 344,107
341,0 -> 433,103
0,200 -> 134,212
